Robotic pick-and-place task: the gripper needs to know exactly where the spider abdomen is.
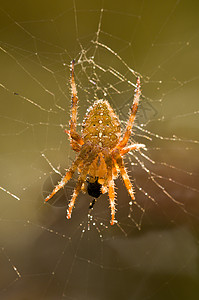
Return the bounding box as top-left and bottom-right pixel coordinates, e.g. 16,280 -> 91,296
82,100 -> 121,149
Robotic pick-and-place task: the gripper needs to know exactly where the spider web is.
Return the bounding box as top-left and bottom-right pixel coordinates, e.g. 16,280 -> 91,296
0,0 -> 199,299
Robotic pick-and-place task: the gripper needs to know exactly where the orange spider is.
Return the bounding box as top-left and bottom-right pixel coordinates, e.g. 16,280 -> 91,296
45,60 -> 145,225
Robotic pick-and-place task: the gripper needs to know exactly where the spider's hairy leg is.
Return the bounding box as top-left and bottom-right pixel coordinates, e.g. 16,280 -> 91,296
112,164 -> 118,178
67,144 -> 99,219
67,179 -> 83,219
70,59 -> 78,133
103,150 -> 117,225
117,77 -> 141,149
67,169 -> 89,219
65,129 -> 81,152
120,143 -> 145,156
69,60 -> 84,148
116,157 -> 144,213
67,164 -> 91,218
45,165 -> 78,202
108,179 -> 117,225
112,149 -> 135,201
45,143 -> 92,202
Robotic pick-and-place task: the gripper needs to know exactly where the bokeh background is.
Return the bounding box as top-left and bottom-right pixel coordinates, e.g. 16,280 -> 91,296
0,0 -> 199,299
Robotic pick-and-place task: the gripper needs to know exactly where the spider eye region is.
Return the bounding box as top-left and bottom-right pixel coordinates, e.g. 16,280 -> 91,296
87,179 -> 102,198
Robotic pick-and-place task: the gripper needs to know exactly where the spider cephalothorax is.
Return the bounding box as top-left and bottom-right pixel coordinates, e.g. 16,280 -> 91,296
45,60 -> 145,225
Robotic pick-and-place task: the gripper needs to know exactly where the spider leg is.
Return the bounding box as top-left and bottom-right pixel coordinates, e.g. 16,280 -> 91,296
103,150 -> 117,225
67,179 -> 83,219
117,77 -> 141,149
113,150 -> 135,201
45,158 -> 81,202
69,60 -> 84,148
114,154 -> 144,214
65,129 -> 81,152
108,179 -> 117,225
45,143 -> 92,202
120,143 -> 145,156
112,163 -> 118,178
67,144 -> 99,218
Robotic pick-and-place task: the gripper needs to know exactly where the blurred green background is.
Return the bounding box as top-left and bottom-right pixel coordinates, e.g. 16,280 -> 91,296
0,0 -> 199,299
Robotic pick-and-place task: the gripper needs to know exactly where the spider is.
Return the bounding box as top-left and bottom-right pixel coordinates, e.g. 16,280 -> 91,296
45,60 -> 145,225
